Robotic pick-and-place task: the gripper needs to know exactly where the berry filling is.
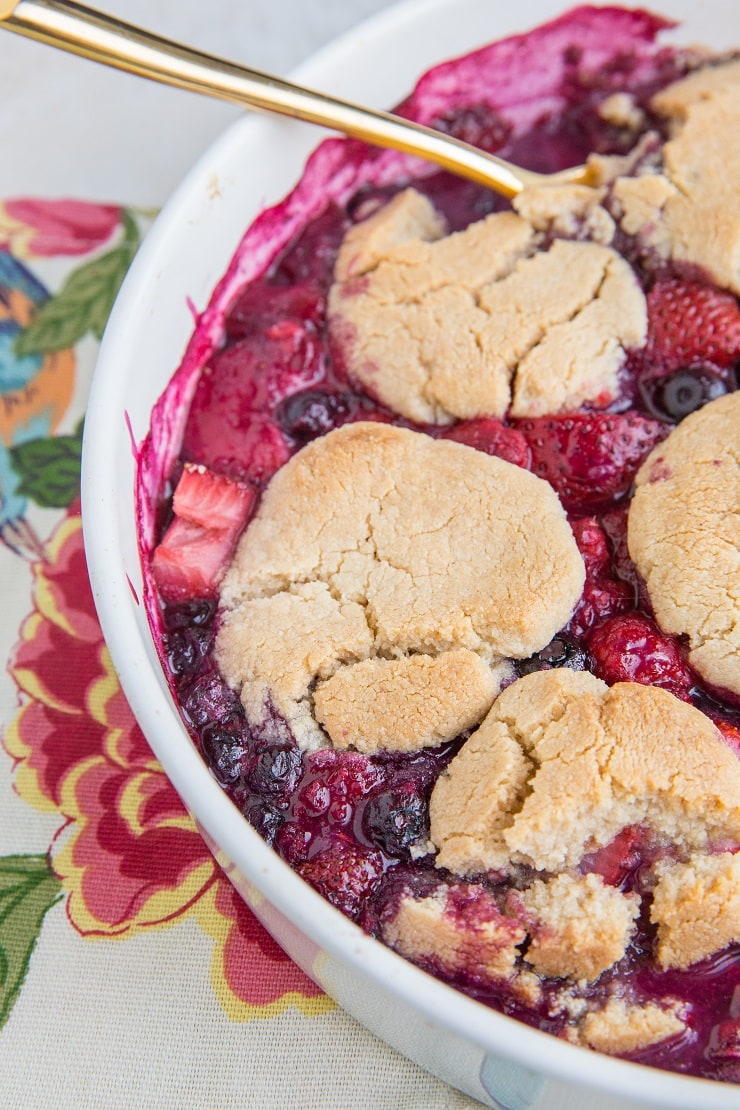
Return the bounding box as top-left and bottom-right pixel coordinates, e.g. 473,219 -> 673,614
142,8 -> 740,1085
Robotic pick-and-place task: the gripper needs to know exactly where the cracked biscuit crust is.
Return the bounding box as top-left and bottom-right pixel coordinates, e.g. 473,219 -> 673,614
216,423 -> 584,751
430,668 -> 740,875
611,60 -> 740,294
328,188 -> 646,423
313,649 -> 498,753
628,392 -> 740,697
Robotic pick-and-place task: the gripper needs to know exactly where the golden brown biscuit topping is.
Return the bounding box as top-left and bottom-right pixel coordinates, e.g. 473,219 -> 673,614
329,188 -> 646,422
216,423 -> 584,750
628,392 -> 740,697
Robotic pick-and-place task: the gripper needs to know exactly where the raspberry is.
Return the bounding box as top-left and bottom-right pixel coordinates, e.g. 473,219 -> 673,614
567,516 -> 634,637
518,411 -> 666,513
296,838 -> 384,919
588,613 -> 694,698
441,417 -> 530,467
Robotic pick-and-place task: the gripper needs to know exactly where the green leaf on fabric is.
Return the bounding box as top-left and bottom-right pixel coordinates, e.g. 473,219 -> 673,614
0,855 -> 63,1030
14,208 -> 141,356
9,422 -> 84,508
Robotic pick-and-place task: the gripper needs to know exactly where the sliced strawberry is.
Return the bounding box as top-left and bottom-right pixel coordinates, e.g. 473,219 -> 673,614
441,417 -> 530,468
518,411 -> 667,513
580,825 -> 647,888
173,462 -> 254,531
153,465 -> 255,603
182,324 -> 319,481
644,278 -> 740,373
588,612 -> 694,699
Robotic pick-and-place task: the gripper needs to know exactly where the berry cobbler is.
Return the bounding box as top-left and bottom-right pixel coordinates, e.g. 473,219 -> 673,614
137,5 -> 740,1083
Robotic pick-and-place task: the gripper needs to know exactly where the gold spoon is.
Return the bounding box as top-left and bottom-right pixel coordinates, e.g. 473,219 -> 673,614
0,0 -> 594,199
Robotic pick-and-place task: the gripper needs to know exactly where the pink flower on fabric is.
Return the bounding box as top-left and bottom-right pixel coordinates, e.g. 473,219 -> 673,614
1,199 -> 121,257
5,507 -> 328,1018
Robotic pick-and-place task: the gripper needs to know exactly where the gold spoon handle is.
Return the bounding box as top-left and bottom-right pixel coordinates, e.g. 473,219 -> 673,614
0,0 -> 593,198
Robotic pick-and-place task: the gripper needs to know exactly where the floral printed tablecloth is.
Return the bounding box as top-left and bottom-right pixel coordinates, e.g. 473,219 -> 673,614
0,198 -> 484,1109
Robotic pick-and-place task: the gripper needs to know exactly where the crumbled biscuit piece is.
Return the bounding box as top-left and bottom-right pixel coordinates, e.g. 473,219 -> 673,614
334,187 -> 447,282
598,91 -> 646,131
577,997 -> 687,1055
628,392 -> 740,697
313,649 -> 501,753
651,58 -> 740,122
651,851 -> 740,970
611,61 -> 740,293
519,873 -> 639,981
430,668 -> 740,876
381,882 -> 526,982
329,189 -> 645,422
217,423 -> 584,750
513,183 -> 616,244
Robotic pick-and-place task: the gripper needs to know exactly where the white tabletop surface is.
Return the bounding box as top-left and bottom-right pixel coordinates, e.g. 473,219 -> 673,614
0,0 -> 396,204
0,5 -> 695,1108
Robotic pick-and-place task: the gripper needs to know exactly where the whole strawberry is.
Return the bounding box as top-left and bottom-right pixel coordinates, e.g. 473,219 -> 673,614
635,279 -> 740,420
645,278 -> 740,371
441,416 -> 530,467
518,411 -> 666,513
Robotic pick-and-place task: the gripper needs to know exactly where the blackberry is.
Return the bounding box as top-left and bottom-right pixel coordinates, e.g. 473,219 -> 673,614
515,633 -> 591,677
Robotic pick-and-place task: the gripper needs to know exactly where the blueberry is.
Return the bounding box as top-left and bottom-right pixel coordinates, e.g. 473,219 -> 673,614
163,598 -> 216,630
165,624 -> 214,677
246,744 -> 303,799
242,800 -> 284,845
638,367 -> 731,423
516,633 -> 591,677
201,722 -> 248,785
362,787 -> 429,859
181,672 -> 242,728
276,388 -> 351,443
